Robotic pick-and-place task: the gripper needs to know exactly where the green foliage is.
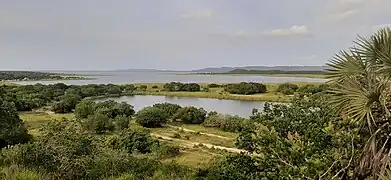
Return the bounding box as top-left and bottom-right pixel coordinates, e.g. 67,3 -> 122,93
205,154 -> 262,180
224,82 -> 267,95
276,83 -> 298,95
111,128 -> 158,154
152,103 -> 182,118
151,85 -> 159,89
172,106 -> 206,124
136,107 -> 169,128
0,165 -> 48,180
163,82 -> 201,92
235,95 -> 361,179
114,115 -> 131,131
139,85 -> 148,90
83,114 -> 114,134
151,142 -> 181,158
207,83 -> 221,88
0,98 -> 31,148
297,84 -> 328,95
203,111 -> 248,132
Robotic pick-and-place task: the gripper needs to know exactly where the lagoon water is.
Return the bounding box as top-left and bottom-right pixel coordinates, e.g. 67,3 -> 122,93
98,95 -> 266,117
13,71 -> 326,85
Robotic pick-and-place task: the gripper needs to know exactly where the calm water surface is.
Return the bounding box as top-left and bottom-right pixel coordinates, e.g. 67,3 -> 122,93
98,95 -> 265,117
13,71 -> 326,85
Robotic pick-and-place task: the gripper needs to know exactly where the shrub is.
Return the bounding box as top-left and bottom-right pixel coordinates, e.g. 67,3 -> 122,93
276,83 -> 298,95
136,107 -> 169,128
152,103 -> 182,118
139,85 -> 148,90
76,100 -> 135,119
207,83 -> 221,88
114,115 -> 131,131
151,85 -> 159,89
83,113 -> 114,134
224,82 -> 267,95
172,106 -> 207,124
203,113 -> 247,132
0,98 -> 31,148
75,100 -> 96,119
163,82 -> 201,92
152,142 -> 180,158
114,129 -> 158,154
297,84 -> 329,94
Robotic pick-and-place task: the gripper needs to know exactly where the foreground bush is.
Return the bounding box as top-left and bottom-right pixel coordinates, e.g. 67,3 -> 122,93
0,98 -> 31,148
172,106 -> 206,124
224,82 -> 266,95
136,107 -> 169,128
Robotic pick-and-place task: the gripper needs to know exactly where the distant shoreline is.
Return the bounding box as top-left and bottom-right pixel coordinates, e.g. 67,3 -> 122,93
181,73 -> 326,79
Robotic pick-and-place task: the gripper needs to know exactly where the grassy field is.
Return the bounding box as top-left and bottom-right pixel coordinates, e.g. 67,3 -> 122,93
132,82 -> 322,102
20,111 -> 74,136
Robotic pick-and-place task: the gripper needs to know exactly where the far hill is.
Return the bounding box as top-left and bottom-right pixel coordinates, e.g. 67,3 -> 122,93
191,66 -> 328,73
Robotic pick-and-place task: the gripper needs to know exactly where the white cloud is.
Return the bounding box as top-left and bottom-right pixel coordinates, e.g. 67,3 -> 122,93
262,25 -> 311,37
180,11 -> 213,20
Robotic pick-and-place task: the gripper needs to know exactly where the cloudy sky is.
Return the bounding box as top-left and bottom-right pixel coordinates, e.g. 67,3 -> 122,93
0,0 -> 390,70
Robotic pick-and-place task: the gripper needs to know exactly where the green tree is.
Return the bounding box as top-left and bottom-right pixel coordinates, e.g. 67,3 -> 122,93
83,114 -> 114,134
152,103 -> 181,118
172,106 -> 206,124
75,100 -> 96,119
0,98 -> 31,148
326,28 -> 391,177
136,107 -> 169,128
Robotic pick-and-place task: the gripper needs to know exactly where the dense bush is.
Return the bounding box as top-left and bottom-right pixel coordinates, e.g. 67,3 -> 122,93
203,112 -> 248,132
0,98 -> 31,148
152,103 -> 182,118
135,107 -> 169,128
83,114 -> 114,134
163,82 -> 201,92
234,95 -> 361,179
76,100 -> 135,119
172,106 -> 206,124
114,115 -> 131,131
224,82 -> 267,95
110,128 -> 158,154
205,154 -> 262,180
297,84 -> 329,94
276,83 -> 298,95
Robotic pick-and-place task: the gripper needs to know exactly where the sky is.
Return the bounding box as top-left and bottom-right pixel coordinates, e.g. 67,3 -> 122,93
0,0 -> 390,71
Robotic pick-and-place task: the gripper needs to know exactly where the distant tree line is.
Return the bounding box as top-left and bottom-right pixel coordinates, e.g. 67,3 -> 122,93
0,71 -> 85,81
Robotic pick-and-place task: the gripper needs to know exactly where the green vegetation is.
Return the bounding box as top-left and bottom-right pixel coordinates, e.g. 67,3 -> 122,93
224,82 -> 267,95
136,107 -> 169,128
0,71 -> 90,81
163,82 -> 201,92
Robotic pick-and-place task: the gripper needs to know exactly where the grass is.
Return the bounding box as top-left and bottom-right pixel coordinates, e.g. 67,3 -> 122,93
150,126 -> 236,148
171,124 -> 238,139
20,111 -> 74,136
